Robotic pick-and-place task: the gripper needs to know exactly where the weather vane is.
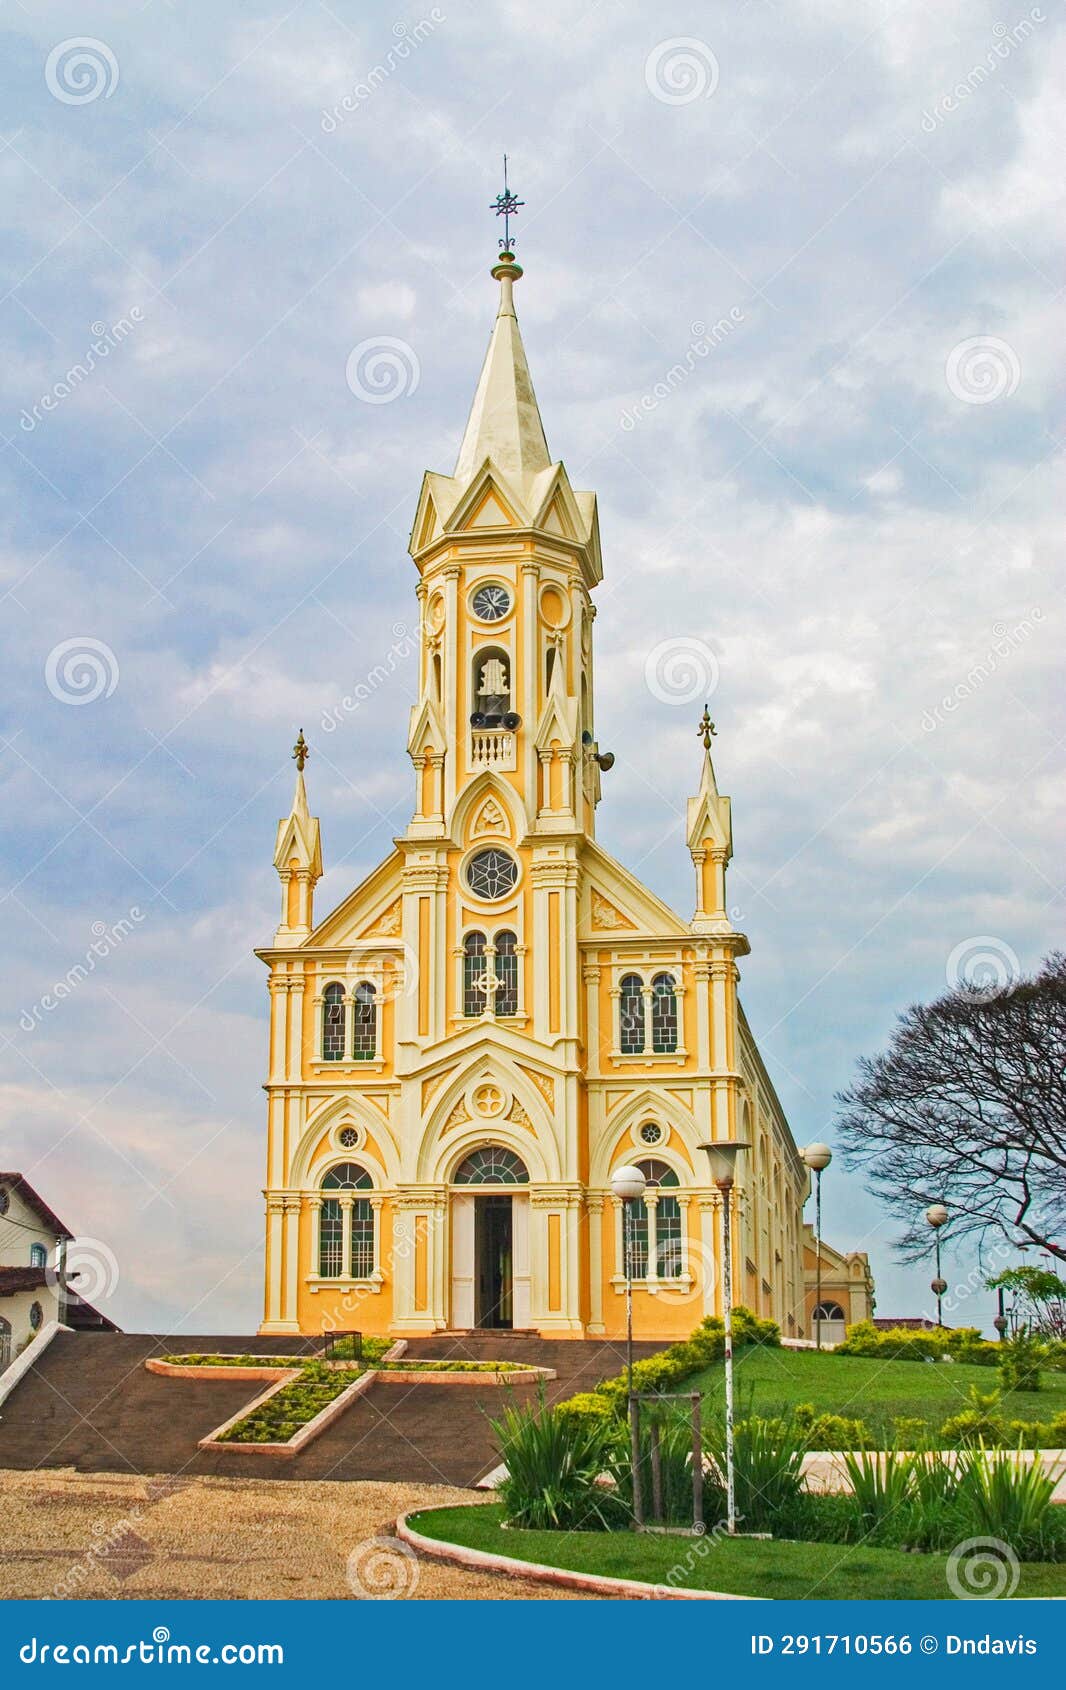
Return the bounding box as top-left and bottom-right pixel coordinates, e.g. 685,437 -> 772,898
697,705 -> 717,751
490,154 -> 524,252
292,729 -> 309,772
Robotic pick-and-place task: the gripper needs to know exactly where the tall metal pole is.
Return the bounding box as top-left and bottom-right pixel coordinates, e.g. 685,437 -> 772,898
720,1180 -> 737,1535
814,1166 -> 823,1351
934,1234 -> 943,1329
624,1197 -> 643,1527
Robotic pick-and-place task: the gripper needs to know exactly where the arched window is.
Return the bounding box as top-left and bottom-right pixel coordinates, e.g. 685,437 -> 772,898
619,1159 -> 683,1281
319,1163 -> 373,1278
463,932 -> 487,1016
352,981 -> 376,1060
619,974 -> 645,1054
813,1300 -> 846,1322
472,647 -> 510,724
322,982 -> 345,1062
651,973 -> 678,1053
494,930 -> 518,1016
453,1147 -> 529,1185
29,1243 -> 47,1269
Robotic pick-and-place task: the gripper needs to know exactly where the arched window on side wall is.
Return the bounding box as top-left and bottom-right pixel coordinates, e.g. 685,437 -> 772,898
319,1163 -> 374,1278
619,973 -> 645,1054
322,982 -> 345,1061
494,930 -> 518,1016
651,973 -> 678,1053
620,1158 -> 682,1280
463,932 -> 487,1016
29,1243 -> 47,1269
352,981 -> 376,1060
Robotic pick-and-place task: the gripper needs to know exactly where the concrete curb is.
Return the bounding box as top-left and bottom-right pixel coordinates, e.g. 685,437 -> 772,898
395,1511 -> 763,1601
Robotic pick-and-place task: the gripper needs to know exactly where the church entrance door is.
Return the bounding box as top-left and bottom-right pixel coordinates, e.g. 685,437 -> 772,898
474,1195 -> 513,1329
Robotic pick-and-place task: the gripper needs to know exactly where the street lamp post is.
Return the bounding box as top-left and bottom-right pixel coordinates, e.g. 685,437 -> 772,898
993,1284 -> 1008,1343
925,1203 -> 948,1328
611,1165 -> 647,1528
698,1140 -> 750,1536
802,1144 -> 833,1349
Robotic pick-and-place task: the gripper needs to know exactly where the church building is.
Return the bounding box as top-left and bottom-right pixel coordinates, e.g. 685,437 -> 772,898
257,240 -> 829,1342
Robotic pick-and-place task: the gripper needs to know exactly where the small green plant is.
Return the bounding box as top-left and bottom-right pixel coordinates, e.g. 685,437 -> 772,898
611,1407 -> 723,1528
492,1392 -> 619,1531
954,1445 -> 1061,1557
999,1334 -> 1043,1394
940,1387 -> 1005,1448
705,1414 -> 806,1533
842,1449 -> 915,1540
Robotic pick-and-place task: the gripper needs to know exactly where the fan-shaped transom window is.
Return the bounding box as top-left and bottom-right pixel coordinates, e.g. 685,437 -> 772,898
619,973 -> 645,1054
466,848 -> 518,901
322,982 -> 345,1061
453,1147 -> 529,1185
352,981 -> 377,1060
813,1301 -> 846,1321
319,1163 -> 374,1279
651,972 -> 678,1053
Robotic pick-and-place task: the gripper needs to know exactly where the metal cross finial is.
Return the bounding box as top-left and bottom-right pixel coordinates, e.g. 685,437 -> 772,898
490,154 -> 524,252
292,729 -> 309,772
697,705 -> 717,752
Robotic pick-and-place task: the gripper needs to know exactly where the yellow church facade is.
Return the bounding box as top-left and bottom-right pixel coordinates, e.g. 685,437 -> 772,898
258,249 -> 812,1342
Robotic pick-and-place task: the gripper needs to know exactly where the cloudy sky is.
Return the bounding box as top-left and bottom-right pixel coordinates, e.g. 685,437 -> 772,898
1,0 -> 1061,1334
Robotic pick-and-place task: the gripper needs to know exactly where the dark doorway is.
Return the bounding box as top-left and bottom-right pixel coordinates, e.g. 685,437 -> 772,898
475,1195 -> 513,1329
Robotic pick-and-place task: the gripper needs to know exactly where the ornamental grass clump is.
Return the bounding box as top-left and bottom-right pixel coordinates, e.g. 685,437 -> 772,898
705,1414 -> 807,1534
954,1445 -> 1063,1559
611,1409 -> 724,1529
492,1393 -> 620,1532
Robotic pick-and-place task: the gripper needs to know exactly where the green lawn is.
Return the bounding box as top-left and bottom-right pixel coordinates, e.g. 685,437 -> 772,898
412,1504 -> 1066,1600
686,1346 -> 1066,1441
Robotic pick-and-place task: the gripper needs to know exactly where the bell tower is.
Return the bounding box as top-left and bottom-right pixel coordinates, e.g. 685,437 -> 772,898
405,245 -> 607,846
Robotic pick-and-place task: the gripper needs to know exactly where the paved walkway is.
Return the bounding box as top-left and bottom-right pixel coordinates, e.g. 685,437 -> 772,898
0,1468 -> 598,1600
0,1330 -> 659,1487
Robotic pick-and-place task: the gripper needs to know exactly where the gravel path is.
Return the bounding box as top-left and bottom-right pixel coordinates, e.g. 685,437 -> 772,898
0,1468 -> 597,1601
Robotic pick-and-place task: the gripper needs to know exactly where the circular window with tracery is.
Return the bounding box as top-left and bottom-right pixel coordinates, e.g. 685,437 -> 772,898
466,848 -> 518,901
338,1126 -> 359,1150
639,1122 -> 664,1146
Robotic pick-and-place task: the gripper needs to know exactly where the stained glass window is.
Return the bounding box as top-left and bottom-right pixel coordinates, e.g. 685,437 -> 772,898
352,981 -> 376,1060
322,982 -> 345,1061
619,973 -> 645,1054
467,849 -> 518,901
464,931 -> 487,1016
494,930 -> 518,1016
651,973 -> 678,1053
453,1147 -> 529,1185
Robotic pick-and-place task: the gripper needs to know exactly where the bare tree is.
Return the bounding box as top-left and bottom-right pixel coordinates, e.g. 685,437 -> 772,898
836,952 -> 1066,1265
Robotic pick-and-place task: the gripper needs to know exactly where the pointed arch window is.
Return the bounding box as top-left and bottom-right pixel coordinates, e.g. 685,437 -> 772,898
651,972 -> 678,1054
319,1163 -> 374,1279
619,1158 -> 683,1281
322,982 -> 345,1062
463,931 -> 487,1016
352,981 -> 377,1060
494,930 -> 518,1017
619,973 -> 645,1054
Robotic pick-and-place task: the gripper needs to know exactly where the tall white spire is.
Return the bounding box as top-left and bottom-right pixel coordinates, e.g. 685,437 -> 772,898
454,253 -> 551,487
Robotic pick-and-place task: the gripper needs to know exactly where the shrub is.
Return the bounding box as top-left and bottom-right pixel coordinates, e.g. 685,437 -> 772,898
892,1416 -> 931,1448
954,1446 -> 1062,1558
554,1391 -> 616,1430
793,1402 -> 873,1450
586,1309 -> 775,1419
999,1334 -> 1043,1394
492,1394 -> 619,1531
940,1388 -> 1005,1448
